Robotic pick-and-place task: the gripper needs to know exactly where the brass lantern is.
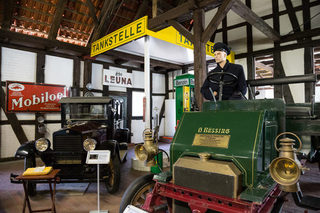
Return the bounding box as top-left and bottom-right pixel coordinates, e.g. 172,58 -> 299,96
134,128 -> 158,166
269,132 -> 303,192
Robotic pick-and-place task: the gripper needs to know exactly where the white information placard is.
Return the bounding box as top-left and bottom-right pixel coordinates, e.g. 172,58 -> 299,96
86,150 -> 110,164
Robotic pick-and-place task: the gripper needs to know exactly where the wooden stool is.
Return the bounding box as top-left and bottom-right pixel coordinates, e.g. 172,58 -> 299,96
16,169 -> 60,213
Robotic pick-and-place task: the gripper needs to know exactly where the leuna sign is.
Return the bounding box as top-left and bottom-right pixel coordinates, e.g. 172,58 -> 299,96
6,81 -> 67,112
103,69 -> 133,88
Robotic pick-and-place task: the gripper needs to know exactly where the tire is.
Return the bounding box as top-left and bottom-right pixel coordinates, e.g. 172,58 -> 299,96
105,152 -> 121,194
24,157 -> 37,196
119,173 -> 155,213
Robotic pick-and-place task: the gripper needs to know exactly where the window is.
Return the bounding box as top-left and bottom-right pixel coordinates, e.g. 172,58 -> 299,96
132,91 -> 144,117
254,55 -> 274,99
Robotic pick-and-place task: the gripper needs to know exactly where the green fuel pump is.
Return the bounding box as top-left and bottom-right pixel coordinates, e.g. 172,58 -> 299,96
174,74 -> 195,125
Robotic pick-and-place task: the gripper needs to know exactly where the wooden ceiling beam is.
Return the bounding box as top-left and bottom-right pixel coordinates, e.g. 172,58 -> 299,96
201,0 -> 234,43
48,0 -> 67,40
148,0 -> 222,31
89,0 -> 118,43
134,0 -> 149,20
281,27 -> 320,43
168,20 -> 194,43
85,0 -> 99,26
231,0 -> 280,41
107,50 -> 183,70
148,0 -> 198,30
2,0 -> 14,30
114,58 -> 129,65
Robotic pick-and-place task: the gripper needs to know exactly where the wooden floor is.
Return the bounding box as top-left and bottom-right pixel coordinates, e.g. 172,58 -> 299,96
0,143 -> 319,213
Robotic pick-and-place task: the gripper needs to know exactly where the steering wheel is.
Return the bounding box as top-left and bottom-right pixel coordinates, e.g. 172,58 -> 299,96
207,72 -> 238,86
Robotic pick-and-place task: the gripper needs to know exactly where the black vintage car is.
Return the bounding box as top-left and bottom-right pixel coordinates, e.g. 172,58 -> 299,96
12,96 -> 130,195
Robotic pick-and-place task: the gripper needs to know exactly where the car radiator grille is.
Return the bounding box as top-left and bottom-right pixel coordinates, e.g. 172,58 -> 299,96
54,135 -> 83,152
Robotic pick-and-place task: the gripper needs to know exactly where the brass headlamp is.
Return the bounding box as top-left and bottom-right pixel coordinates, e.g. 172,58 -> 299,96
134,128 -> 158,166
269,132 -> 305,192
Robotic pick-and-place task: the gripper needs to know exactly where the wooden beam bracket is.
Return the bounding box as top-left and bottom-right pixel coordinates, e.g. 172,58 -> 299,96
201,0 -> 235,43
231,0 -> 280,41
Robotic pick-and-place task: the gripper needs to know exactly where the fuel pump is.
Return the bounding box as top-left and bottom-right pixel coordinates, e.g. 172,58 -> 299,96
174,74 -> 195,125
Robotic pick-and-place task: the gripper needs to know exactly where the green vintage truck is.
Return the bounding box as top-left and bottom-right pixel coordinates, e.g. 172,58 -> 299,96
119,74 -> 320,213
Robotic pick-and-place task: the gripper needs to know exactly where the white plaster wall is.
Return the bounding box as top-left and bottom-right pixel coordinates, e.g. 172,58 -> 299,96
316,86 -> 320,102
311,5 -> 320,29
108,66 -> 127,92
80,60 -> 84,88
133,70 -> 144,89
45,113 -> 60,120
279,12 -> 303,37
91,63 -> 103,90
252,0 -> 273,16
253,18 -> 274,51
281,48 -> 305,103
228,27 -> 247,54
152,73 -> 165,93
45,55 -> 73,87
152,96 -> 165,137
1,47 -> 36,82
1,125 -> 22,158
279,0 -> 301,11
0,125 -> 34,158
1,107 -> 7,121
164,99 -> 176,136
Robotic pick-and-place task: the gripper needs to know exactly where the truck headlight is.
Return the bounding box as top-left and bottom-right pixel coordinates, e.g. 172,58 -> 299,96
83,138 -> 97,151
35,138 -> 50,152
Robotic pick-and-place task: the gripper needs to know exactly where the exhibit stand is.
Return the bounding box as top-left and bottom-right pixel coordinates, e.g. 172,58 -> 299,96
86,150 -> 111,213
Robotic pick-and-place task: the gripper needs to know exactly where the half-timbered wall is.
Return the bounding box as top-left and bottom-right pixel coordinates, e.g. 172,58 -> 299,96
0,46 -> 167,159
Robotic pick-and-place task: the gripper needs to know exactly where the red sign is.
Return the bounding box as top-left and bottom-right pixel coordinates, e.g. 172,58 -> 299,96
6,81 -> 67,112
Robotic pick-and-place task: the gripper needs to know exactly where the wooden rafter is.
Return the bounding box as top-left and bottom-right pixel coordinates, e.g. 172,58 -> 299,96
134,0 -> 149,20
201,0 -> 235,43
148,0 -> 198,30
85,0 -> 99,26
283,0 -> 302,42
0,87 -> 28,145
48,0 -> 67,40
231,0 -> 280,41
2,0 -> 14,30
168,20 -> 194,43
89,0 -> 117,43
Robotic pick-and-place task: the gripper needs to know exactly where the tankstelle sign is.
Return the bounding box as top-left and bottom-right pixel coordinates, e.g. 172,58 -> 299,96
6,81 -> 67,112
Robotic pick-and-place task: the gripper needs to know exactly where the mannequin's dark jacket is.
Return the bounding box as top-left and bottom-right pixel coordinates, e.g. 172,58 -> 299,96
201,60 -> 247,100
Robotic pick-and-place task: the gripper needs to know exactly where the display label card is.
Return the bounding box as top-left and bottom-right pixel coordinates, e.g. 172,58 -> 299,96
86,150 -> 111,164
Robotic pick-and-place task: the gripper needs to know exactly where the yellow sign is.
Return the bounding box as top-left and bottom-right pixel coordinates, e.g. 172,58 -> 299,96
183,86 -> 190,112
193,134 -> 230,148
176,32 -> 215,57
148,26 -> 234,63
91,16 -> 148,57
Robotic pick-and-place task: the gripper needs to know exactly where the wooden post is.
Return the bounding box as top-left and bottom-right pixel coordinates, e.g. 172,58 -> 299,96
35,52 -> 45,140
83,59 -> 92,95
193,8 -> 206,111
73,57 -> 81,96
152,0 -> 158,18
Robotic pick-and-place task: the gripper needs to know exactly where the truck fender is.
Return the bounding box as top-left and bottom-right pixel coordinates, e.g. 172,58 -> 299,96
100,140 -> 121,161
15,141 -> 36,159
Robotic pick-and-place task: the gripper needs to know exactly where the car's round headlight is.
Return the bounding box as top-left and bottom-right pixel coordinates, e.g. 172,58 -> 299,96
83,138 -> 97,151
35,138 -> 50,152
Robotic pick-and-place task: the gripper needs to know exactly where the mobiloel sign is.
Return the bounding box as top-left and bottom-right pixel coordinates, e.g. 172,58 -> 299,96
6,81 -> 67,112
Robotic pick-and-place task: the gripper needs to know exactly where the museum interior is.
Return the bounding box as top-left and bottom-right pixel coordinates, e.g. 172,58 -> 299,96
0,0 -> 320,212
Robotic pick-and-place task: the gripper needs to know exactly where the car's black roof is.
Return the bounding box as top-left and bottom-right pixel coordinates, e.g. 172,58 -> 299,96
59,96 -> 112,104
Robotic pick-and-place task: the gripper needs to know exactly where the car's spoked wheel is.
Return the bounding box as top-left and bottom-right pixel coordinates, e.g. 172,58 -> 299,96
120,174 -> 161,213
105,153 -> 120,194
131,181 -> 155,206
